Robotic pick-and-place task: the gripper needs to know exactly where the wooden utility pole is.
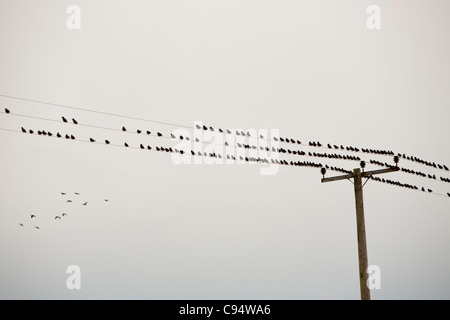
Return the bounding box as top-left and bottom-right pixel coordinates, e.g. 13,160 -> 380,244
321,166 -> 399,300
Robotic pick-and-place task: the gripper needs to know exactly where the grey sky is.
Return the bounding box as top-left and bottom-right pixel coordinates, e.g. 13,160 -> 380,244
0,0 -> 449,299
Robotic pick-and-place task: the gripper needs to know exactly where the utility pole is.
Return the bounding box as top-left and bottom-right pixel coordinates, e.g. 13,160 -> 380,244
321,165 -> 399,300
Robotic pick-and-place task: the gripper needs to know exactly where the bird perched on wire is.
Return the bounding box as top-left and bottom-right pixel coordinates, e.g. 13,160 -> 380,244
90,138 -> 96,142
62,116 -> 68,123
360,161 -> 366,172
157,132 -> 162,137
105,140 -> 110,144
393,156 -> 399,167
124,142 -> 129,147
21,127 -> 27,133
122,126 -> 127,132
72,118 -> 78,124
146,130 -> 151,135
321,167 -> 327,179
5,108 -> 10,114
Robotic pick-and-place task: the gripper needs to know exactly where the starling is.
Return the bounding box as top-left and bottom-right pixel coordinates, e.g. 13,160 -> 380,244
30,215 -> 36,218
29,130 -> 34,134
140,144 -> 144,149
203,125 -> 207,131
146,130 -> 151,135
157,132 -> 162,137
171,133 -> 176,139
62,213 -> 67,217
5,108 -> 10,114
321,167 -> 326,179
105,140 -> 110,144
82,202 -> 88,206
124,142 -> 129,147
90,138 -> 96,142
21,127 -> 27,133
65,134 -> 70,139
57,132 -> 61,138
137,129 -> 141,134
147,146 -> 151,150
122,126 -> 127,131
62,117 -> 68,123
360,161 -> 366,171
19,223 -> 24,227
72,118 -> 78,124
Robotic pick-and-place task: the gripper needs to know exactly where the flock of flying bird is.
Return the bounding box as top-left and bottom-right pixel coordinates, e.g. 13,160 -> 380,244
3,107 -> 450,198
17,191 -> 109,230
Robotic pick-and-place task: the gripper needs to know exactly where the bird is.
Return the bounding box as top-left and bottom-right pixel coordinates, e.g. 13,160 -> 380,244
105,140 -> 110,144
61,192 -> 66,195
47,132 -> 53,137
30,215 -> 36,219
447,193 -> 450,197
82,202 -> 88,206
72,118 -> 78,124
62,116 -> 68,123
70,135 -> 75,140
124,142 -> 129,147
65,134 -> 70,139
146,130 -> 151,135
147,146 -> 151,150
67,200 -> 72,203
137,129 -> 142,134
140,144 -> 144,149
21,127 -> 27,133
55,216 -> 61,220
62,213 -> 67,217
90,138 -> 96,142
5,108 -> 10,114
157,132 -> 163,137
360,161 -> 366,172
29,130 -> 34,134
75,192 -> 80,195
393,156 -> 399,167
171,133 -> 176,139
203,125 -> 207,131
321,167 -> 327,179
35,226 -> 40,230
104,199 -> 109,202
195,124 -> 201,129
57,132 -> 61,138
122,126 -> 127,131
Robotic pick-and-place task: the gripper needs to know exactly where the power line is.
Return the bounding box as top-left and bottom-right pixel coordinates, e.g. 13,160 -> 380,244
1,94 -> 449,172
1,126 -> 449,199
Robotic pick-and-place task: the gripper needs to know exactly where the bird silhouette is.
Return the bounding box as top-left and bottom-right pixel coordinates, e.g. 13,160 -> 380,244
321,167 -> 326,179
195,124 -> 201,129
82,202 -> 88,206
105,140 -> 110,144
19,223 -> 24,227
65,134 -> 70,139
70,135 -> 75,140
147,146 -> 151,150
57,132 -> 61,138
140,144 -> 144,149
124,142 -> 129,147
55,216 -> 61,220
157,132 -> 162,137
5,108 -> 10,114
67,200 -> 72,203
30,215 -> 36,218
29,130 -> 34,134
75,192 -> 80,195
146,130 -> 151,135
21,127 -> 27,133
171,133 -> 176,139
104,199 -> 109,202
61,192 -> 66,195
35,226 -> 40,230
62,116 -> 68,123
122,126 -> 127,131
72,118 -> 78,124
62,213 -> 67,217
137,129 -> 142,134
90,138 -> 96,142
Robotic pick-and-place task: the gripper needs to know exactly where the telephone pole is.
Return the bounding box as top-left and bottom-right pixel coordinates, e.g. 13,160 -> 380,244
321,165 -> 399,300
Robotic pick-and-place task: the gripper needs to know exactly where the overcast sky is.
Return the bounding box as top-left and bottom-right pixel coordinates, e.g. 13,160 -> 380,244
0,0 -> 449,299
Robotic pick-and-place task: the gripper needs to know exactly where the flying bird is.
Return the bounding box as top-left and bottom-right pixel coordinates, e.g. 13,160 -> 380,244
72,118 -> 78,124
19,223 -> 24,227
75,192 -> 80,195
82,202 -> 88,206
137,129 -> 142,134
30,215 -> 36,218
35,226 -> 40,230
5,108 -> 10,114
61,192 -> 66,195
140,144 -> 144,149
62,116 -> 68,123
62,213 -> 67,217
104,199 -> 109,202
67,200 -> 72,203
55,216 -> 61,220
